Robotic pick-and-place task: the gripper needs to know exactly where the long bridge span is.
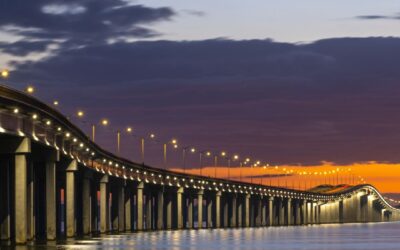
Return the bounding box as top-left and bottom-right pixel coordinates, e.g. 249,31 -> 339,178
0,85 -> 399,244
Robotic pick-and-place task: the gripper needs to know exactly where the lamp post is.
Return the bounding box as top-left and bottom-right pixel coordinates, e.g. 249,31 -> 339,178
91,118 -> 109,142
140,133 -> 155,164
163,138 -> 177,169
182,146 -> 196,174
199,151 -> 211,176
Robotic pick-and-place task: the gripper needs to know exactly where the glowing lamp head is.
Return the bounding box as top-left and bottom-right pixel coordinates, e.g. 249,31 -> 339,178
221,151 -> 226,157
149,133 -> 155,139
171,139 -> 177,144
190,147 -> 196,153
101,119 -> 109,126
173,144 -> 178,149
126,127 -> 133,133
77,110 -> 84,117
1,69 -> 9,78
53,100 -> 59,106
206,151 -> 211,156
233,155 -> 239,160
26,86 -> 35,94
32,114 -> 38,120
13,108 -> 19,114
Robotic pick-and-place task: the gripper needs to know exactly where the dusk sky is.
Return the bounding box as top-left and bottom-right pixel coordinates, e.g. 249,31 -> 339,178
2,0 -> 400,192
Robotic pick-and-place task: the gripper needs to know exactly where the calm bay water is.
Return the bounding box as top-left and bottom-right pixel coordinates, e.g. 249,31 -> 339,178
6,222 -> 400,250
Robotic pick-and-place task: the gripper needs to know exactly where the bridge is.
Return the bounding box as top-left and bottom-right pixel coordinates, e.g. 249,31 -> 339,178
0,85 -> 399,245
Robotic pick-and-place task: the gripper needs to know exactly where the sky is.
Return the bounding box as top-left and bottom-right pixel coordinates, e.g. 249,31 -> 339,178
1,0 -> 400,193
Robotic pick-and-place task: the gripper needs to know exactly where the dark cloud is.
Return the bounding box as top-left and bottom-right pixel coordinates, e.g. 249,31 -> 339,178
0,0 -> 175,55
356,13 -> 400,20
0,40 -> 51,56
7,37 -> 400,167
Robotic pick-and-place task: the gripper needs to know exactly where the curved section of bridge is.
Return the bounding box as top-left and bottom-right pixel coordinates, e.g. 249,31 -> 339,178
0,85 -> 399,244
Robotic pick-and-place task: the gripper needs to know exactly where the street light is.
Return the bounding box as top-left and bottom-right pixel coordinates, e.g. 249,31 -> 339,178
26,86 -> 35,94
1,69 -> 9,78
163,138 -> 177,169
91,118 -> 109,142
140,133 -> 156,164
182,146 -> 196,174
199,150 -> 212,176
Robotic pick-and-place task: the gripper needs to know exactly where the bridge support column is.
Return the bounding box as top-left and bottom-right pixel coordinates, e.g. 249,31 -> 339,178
230,195 -> 237,227
187,196 -> 193,228
82,171 -> 92,235
156,189 -> 163,230
177,187 -> 184,229
6,138 -> 31,244
244,194 -> 250,227
302,200 -> 307,225
223,197 -> 228,227
261,198 -> 267,226
125,183 -> 133,231
207,197 -> 213,228
136,182 -> 144,230
146,192 -> 152,230
287,198 -> 293,225
118,183 -> 125,232
100,175 -> 109,233
237,196 -> 243,227
255,198 -> 262,227
0,157 -> 11,241
166,192 -> 172,229
215,191 -> 221,228
45,151 -> 58,240
197,190 -> 203,229
278,198 -> 284,226
268,197 -> 274,226
66,159 -> 78,237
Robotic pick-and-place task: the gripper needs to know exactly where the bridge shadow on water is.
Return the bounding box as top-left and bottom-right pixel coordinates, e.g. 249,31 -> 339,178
1,221 -> 400,250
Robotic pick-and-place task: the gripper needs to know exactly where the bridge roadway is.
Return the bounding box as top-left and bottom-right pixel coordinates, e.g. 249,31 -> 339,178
0,85 -> 399,244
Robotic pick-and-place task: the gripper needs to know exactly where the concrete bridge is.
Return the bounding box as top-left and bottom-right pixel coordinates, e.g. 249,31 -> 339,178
0,85 -> 399,244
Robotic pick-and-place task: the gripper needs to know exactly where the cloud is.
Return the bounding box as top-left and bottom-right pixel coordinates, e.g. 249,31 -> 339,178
356,13 -> 400,20
0,0 -> 175,55
6,37 -> 400,167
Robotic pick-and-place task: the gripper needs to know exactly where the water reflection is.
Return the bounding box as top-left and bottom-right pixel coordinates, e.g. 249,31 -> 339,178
2,222 -> 400,250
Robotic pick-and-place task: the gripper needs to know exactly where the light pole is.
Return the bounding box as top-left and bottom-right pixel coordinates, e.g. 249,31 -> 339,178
163,138 -> 177,169
182,146 -> 196,174
91,118 -> 108,142
140,133 -> 155,164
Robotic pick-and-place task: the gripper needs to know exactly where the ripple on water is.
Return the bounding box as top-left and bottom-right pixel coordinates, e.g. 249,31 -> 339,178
4,222 -> 400,250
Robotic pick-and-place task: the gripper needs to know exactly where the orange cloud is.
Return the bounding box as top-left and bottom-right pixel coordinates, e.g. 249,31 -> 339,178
170,161 -> 400,193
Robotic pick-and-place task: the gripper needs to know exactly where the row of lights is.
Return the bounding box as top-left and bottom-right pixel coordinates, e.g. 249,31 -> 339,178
0,72 -> 372,203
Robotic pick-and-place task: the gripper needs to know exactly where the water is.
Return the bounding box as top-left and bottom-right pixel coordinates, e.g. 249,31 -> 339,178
4,222 -> 400,250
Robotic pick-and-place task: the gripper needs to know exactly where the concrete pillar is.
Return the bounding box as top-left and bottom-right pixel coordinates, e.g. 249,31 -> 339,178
268,197 -> 274,226
9,138 -> 30,244
176,188 -> 184,229
100,175 -> 109,233
66,160 -> 78,237
118,184 -> 125,232
207,197 -> 213,228
125,184 -> 132,231
244,194 -> 250,227
82,173 -> 92,235
45,151 -> 58,240
215,191 -> 221,228
197,190 -> 203,229
230,195 -> 237,227
187,196 -> 193,228
278,198 -> 284,226
156,189 -> 164,230
255,198 -> 262,226
237,196 -> 243,227
295,200 -> 301,225
27,161 -> 34,240
223,198 -> 228,227
287,198 -> 292,225
136,182 -> 144,230
261,198 -> 267,226
166,192 -> 172,229
0,157 -> 10,240
146,192 -> 152,230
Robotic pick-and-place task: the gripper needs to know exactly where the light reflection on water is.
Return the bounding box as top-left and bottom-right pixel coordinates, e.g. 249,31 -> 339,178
4,222 -> 400,250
